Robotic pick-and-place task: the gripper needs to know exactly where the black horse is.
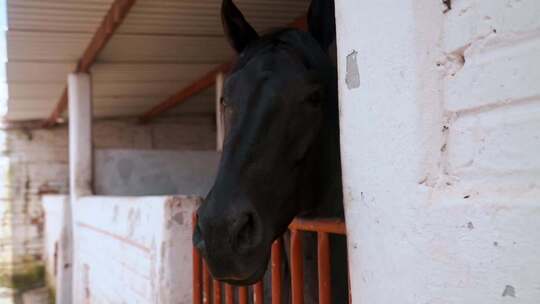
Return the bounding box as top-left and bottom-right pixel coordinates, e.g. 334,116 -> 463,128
194,0 -> 346,300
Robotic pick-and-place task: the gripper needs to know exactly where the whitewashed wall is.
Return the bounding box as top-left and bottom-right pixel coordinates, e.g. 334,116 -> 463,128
335,0 -> 540,303
41,195 -> 67,290
1,115 -> 214,271
72,195 -> 200,304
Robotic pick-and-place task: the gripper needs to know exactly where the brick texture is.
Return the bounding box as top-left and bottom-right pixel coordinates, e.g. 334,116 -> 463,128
0,115 -> 215,292
444,0 -> 540,191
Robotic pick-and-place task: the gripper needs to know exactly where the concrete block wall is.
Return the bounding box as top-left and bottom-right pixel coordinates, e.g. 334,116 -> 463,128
0,114 -> 215,296
21,288 -> 49,304
92,116 -> 216,151
94,149 -> 220,197
0,127 -> 69,275
336,0 -> 540,303
72,196 -> 200,304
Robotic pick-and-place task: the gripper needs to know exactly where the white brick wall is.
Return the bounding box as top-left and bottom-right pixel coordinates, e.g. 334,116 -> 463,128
1,127 -> 69,273
443,0 -> 540,53
445,38 -> 540,111
336,0 -> 540,303
447,101 -> 540,181
443,0 -> 540,188
72,196 -> 200,304
41,195 -> 66,291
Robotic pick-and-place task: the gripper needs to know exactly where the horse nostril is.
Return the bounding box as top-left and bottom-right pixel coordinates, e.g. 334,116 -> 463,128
233,212 -> 260,254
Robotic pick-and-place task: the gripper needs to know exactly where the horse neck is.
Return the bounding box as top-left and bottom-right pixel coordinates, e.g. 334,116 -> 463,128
302,73 -> 344,217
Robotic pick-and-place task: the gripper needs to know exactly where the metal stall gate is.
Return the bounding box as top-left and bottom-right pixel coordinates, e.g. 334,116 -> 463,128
193,214 -> 348,304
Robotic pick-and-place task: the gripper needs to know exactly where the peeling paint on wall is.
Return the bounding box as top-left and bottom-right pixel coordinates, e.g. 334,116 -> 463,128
502,285 -> 516,297
345,50 -> 360,90
442,0 -> 452,13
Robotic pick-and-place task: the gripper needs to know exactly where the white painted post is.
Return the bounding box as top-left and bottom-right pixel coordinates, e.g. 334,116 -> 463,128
336,1 -> 540,303
69,73 -> 93,198
57,73 -> 93,304
216,72 -> 225,151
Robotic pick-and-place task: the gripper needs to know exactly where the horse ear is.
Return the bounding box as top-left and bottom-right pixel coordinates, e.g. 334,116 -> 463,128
307,0 -> 336,51
222,0 -> 259,53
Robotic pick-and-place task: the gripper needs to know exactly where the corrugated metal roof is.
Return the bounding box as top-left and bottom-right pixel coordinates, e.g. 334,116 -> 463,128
118,0 -> 309,36
8,0 -> 113,33
5,0 -> 310,121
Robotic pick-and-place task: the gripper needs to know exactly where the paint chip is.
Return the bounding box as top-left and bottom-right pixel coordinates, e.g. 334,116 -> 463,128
173,212 -> 184,225
467,222 -> 474,230
440,144 -> 447,152
502,285 -> 516,297
345,50 -> 360,90
442,0 -> 452,13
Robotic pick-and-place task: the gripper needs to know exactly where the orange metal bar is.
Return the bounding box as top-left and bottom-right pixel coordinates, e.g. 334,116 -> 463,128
193,214 -> 202,304
213,280 -> 222,304
193,215 -> 349,304
139,61 -> 233,123
289,218 -> 346,235
290,229 -> 304,304
225,284 -> 234,304
317,232 -> 331,304
203,261 -> 212,304
348,275 -> 352,304
254,281 -> 264,304
271,239 -> 282,304
239,287 -> 249,304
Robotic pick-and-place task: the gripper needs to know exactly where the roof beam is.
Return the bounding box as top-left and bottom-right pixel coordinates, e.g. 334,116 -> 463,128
138,15 -> 308,124
43,0 -> 137,128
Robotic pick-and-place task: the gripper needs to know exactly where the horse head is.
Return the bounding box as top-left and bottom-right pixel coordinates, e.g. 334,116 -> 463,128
193,0 -> 337,285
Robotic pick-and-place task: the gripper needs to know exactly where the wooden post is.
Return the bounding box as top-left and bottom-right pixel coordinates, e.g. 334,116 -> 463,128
215,72 -> 225,152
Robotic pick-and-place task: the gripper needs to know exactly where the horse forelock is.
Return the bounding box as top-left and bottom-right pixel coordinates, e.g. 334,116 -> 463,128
230,29 -> 331,75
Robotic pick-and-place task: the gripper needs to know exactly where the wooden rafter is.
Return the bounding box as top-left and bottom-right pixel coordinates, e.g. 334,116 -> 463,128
139,62 -> 233,123
42,0 -> 137,128
138,15 -> 308,123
